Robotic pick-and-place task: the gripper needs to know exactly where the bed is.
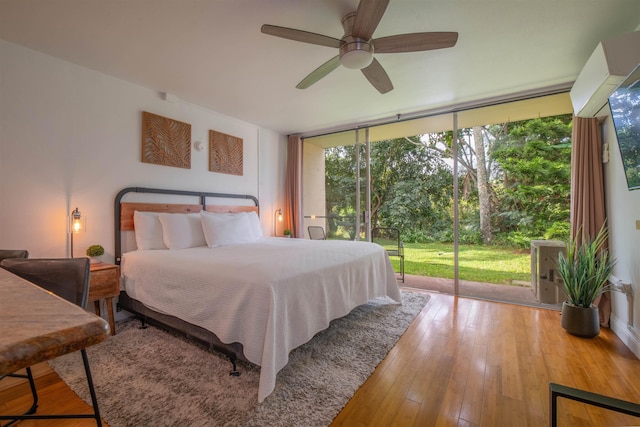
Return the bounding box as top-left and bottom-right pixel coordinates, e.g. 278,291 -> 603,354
115,187 -> 402,402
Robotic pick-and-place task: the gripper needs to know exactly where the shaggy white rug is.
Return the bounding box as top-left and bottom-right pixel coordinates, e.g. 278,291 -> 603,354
49,291 -> 430,427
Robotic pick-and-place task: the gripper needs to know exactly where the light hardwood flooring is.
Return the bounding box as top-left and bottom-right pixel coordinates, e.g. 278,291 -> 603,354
2,291 -> 640,426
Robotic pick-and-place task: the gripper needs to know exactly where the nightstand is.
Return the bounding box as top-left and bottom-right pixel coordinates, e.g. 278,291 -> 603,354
88,263 -> 120,336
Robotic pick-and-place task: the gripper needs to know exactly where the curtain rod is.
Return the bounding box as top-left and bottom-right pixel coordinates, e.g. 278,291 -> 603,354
296,81 -> 574,140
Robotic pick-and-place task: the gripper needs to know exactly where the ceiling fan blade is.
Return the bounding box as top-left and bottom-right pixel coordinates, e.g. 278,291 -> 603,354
373,32 -> 459,53
296,55 -> 341,89
261,25 -> 341,48
361,58 -> 393,94
352,0 -> 390,40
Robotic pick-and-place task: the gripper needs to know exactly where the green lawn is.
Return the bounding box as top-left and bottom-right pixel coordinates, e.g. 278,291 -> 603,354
388,242 -> 531,286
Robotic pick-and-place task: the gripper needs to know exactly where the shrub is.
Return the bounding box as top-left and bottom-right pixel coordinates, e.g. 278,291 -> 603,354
86,244 -> 104,257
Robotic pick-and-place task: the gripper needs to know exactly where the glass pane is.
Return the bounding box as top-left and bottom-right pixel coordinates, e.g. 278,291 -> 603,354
455,100 -> 572,307
303,130 -> 364,241
367,114 -> 456,291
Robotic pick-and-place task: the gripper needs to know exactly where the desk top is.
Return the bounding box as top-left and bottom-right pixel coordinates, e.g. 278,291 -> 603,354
0,268 -> 110,376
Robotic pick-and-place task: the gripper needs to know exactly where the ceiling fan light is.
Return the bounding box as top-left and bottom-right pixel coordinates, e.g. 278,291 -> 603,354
340,49 -> 374,69
339,38 -> 374,69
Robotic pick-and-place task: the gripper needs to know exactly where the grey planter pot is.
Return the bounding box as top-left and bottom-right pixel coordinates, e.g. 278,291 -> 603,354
561,302 -> 600,338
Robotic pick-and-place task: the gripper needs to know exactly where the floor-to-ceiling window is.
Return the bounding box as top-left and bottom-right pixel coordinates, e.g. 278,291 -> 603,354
303,92 -> 573,307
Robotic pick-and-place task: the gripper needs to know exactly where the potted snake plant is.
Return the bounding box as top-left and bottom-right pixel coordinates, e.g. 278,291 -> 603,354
556,224 -> 615,338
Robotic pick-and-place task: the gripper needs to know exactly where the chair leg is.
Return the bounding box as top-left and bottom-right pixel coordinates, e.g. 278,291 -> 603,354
81,349 -> 103,427
24,367 -> 38,415
0,353 -> 102,426
0,367 -> 38,427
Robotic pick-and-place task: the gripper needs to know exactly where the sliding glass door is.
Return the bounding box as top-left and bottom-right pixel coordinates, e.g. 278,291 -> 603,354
303,130 -> 370,241
303,92 -> 574,306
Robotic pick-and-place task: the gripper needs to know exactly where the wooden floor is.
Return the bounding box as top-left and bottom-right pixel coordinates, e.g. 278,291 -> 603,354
2,291 -> 640,426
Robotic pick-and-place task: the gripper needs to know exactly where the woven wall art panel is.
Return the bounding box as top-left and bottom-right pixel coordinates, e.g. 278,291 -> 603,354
209,130 -> 243,176
142,111 -> 191,169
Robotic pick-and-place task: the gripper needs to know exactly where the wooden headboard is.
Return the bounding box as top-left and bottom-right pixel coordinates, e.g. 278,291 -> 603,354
114,187 -> 259,264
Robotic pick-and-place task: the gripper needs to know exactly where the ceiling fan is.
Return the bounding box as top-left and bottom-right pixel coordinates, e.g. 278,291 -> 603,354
261,0 -> 458,94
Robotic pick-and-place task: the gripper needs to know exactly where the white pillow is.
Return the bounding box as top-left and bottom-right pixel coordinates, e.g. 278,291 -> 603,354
133,211 -> 168,250
246,211 -> 263,241
158,213 -> 207,250
200,211 -> 257,248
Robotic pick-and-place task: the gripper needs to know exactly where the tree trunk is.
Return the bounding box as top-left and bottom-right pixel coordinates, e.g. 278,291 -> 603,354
473,126 -> 492,244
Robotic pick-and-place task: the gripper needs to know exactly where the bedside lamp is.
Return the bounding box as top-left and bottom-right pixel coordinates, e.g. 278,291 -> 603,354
69,207 -> 85,258
273,208 -> 283,236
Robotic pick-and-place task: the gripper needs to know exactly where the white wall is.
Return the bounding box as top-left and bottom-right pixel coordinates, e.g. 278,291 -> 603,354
0,40 -> 287,261
603,112 -> 640,357
302,143 -> 326,239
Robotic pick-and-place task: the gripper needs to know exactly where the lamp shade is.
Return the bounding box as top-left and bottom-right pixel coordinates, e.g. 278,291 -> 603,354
71,207 -> 82,233
69,207 -> 85,258
273,208 -> 283,237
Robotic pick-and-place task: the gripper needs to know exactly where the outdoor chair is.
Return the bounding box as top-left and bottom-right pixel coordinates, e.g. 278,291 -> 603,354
0,257 -> 103,426
372,227 -> 405,282
308,226 -> 326,240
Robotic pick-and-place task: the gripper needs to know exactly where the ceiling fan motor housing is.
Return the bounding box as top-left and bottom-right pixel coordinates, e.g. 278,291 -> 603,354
339,36 -> 374,69
339,11 -> 374,69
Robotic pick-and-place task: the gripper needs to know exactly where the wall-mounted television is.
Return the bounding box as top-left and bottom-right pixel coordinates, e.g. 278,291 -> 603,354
609,64 -> 640,190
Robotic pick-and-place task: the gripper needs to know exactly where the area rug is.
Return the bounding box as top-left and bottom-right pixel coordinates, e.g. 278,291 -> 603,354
49,291 -> 430,427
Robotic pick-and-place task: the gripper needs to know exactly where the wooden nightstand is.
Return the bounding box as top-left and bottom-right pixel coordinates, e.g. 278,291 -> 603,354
88,263 -> 120,336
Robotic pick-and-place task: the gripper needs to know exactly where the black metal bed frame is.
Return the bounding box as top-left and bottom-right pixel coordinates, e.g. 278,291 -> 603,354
114,186 -> 259,265
113,186 -> 260,374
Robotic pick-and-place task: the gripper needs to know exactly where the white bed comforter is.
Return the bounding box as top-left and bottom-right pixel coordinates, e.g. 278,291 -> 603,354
121,237 -> 401,402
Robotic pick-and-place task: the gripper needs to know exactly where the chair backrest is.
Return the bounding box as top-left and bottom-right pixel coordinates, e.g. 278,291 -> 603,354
308,226 -> 326,240
372,227 -> 401,252
0,258 -> 91,309
0,249 -> 29,261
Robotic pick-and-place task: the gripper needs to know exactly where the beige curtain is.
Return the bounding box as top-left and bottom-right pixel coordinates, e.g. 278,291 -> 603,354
284,135 -> 303,238
570,116 -> 610,326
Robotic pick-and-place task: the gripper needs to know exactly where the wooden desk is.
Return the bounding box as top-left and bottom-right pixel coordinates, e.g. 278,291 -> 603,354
0,268 -> 110,376
89,263 -> 120,336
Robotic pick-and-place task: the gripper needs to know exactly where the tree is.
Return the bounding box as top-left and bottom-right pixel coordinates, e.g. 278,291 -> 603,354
491,115 -> 572,241
369,137 -> 452,232
421,115 -> 571,244
322,114 -> 572,246
324,137 -> 453,240
473,126 -> 492,243
324,145 -> 361,238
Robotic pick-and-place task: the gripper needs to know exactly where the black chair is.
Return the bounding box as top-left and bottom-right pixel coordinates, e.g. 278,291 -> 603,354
0,249 -> 29,261
308,226 -> 326,240
372,227 -> 405,282
0,258 -> 103,427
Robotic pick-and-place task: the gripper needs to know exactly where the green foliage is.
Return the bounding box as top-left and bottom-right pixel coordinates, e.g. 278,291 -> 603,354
324,136 -> 453,239
504,231 -> 533,249
283,229 -> 291,236
490,115 -> 572,240
86,244 -> 104,257
401,228 -> 433,244
543,221 -> 570,241
322,114 -> 572,249
556,225 -> 616,308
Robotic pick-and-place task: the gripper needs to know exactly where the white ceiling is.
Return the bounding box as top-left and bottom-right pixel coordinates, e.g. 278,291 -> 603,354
0,0 -> 638,136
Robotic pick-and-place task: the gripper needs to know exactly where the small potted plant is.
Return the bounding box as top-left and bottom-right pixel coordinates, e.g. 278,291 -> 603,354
86,244 -> 105,264
556,224 -> 615,338
283,229 -> 292,238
